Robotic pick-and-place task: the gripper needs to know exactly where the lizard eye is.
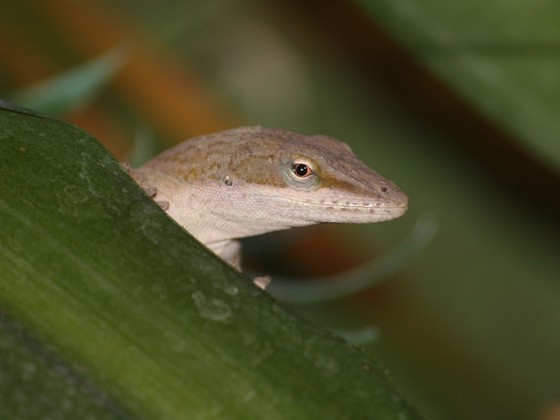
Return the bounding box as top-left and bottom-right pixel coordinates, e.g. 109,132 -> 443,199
292,162 -> 313,178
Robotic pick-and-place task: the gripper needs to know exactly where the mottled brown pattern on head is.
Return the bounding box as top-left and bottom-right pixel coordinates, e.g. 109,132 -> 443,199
142,127 -> 285,186
142,136 -> 235,184
140,126 -> 402,203
224,139 -> 281,186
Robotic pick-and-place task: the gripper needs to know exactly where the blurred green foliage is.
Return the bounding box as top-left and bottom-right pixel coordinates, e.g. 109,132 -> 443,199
357,0 -> 560,172
10,48 -> 123,115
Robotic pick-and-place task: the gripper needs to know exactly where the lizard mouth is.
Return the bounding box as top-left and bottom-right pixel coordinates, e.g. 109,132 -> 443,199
281,195 -> 408,211
265,194 -> 408,223
319,202 -> 408,221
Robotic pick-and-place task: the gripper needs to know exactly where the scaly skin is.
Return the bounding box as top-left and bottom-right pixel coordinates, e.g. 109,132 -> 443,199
130,126 -> 408,267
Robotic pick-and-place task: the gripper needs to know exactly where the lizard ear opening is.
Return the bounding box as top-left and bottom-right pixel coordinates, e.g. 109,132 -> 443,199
223,175 -> 234,186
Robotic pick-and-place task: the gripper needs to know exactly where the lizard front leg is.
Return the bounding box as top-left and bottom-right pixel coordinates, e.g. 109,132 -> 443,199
210,240 -> 271,290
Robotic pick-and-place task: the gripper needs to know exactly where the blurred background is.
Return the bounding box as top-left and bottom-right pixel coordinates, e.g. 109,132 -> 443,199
2,1 -> 560,419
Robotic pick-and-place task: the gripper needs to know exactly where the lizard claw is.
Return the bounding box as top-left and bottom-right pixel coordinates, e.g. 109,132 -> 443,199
253,276 -> 271,290
142,185 -> 158,198
125,165 -> 168,209
156,200 -> 170,211
120,162 -> 131,172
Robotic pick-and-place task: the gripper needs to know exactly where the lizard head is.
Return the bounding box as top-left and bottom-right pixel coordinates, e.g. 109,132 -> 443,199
222,127 -> 408,230
136,126 -> 408,244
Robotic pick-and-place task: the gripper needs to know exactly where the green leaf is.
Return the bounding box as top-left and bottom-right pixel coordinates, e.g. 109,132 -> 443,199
354,0 -> 560,172
0,104 -> 421,419
10,47 -> 124,115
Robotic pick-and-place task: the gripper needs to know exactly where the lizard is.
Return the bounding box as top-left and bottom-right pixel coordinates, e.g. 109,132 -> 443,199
128,126 -> 408,286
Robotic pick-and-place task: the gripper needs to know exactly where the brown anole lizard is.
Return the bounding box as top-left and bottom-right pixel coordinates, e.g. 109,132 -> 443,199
129,126 -> 408,284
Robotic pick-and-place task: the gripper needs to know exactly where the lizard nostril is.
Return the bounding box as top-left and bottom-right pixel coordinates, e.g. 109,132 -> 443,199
380,186 -> 388,193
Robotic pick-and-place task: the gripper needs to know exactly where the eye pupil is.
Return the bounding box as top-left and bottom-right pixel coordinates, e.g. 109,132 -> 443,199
293,163 -> 311,177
